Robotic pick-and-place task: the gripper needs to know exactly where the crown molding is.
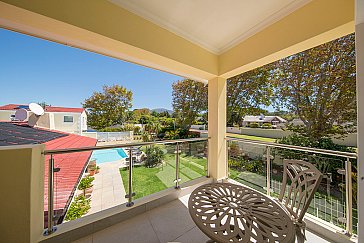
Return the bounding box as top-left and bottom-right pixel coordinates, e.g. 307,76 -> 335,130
109,0 -> 312,55
218,0 -> 312,53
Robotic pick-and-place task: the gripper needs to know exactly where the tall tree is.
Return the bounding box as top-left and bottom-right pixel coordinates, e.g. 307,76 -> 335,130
227,65 -> 274,126
82,84 -> 133,130
172,79 -> 208,129
274,33 -> 356,140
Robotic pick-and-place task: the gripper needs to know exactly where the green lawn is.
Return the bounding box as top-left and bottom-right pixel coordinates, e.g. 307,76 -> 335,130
120,166 -> 168,199
120,152 -> 207,199
226,133 -> 276,143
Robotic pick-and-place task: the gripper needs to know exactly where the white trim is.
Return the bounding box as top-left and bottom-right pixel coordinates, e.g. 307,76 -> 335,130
109,0 -> 311,54
219,0 -> 312,54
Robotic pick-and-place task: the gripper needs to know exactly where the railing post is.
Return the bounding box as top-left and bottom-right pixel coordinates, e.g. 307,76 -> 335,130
206,139 -> 210,177
345,157 -> 353,235
266,146 -> 271,196
174,142 -> 181,189
125,147 -> 135,207
226,140 -> 229,180
43,154 -> 57,235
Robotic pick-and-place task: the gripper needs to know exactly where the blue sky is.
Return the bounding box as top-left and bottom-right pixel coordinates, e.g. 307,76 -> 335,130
0,29 -> 182,110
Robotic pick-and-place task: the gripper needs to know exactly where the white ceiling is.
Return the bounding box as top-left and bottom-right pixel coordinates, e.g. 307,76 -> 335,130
110,0 -> 311,54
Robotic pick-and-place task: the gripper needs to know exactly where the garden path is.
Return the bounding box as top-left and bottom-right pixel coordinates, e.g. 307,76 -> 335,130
87,160 -> 127,215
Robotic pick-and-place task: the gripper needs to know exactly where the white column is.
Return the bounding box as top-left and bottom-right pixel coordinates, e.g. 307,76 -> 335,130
356,0 -> 364,241
208,77 -> 227,180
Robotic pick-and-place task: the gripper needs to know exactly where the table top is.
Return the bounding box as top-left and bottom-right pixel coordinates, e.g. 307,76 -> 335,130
188,183 -> 295,243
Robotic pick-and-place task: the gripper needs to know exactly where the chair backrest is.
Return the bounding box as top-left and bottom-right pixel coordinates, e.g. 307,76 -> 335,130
278,159 -> 323,223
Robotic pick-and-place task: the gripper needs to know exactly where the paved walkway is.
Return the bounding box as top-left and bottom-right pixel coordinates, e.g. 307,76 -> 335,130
87,160 -> 127,215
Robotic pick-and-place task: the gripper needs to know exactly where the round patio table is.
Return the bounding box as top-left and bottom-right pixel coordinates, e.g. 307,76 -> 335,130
188,183 -> 295,243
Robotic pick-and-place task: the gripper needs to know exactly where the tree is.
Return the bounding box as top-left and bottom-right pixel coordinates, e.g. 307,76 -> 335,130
77,176 -> 94,196
227,65 -> 274,126
144,146 -> 165,167
273,34 -> 356,141
82,85 -> 133,130
37,101 -> 50,109
144,120 -> 162,141
172,79 -> 208,129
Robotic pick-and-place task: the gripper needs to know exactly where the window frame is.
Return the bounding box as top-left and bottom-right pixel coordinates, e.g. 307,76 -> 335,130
63,115 -> 74,123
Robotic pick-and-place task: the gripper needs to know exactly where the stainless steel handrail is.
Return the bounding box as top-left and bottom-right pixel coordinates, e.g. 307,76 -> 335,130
44,137 -> 210,235
226,136 -> 357,159
226,136 -> 356,235
43,137 -> 209,155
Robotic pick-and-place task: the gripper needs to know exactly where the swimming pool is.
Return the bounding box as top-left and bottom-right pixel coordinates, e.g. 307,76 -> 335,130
90,148 -> 128,164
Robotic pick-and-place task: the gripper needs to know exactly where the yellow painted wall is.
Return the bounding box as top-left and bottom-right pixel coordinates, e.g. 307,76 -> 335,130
219,0 -> 355,78
0,144 -> 45,243
0,110 -> 15,120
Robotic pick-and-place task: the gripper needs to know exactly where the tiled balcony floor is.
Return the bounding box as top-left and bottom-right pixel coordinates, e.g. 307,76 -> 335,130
72,194 -> 331,243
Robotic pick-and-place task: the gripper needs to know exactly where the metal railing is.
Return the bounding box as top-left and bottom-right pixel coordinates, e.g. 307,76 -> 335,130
43,137 -> 209,236
226,136 -> 357,235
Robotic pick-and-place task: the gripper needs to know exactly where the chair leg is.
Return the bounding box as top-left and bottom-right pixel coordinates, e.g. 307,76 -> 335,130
295,224 -> 306,243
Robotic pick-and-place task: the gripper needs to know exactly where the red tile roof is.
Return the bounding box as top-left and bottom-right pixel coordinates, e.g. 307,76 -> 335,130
44,133 -> 97,215
0,104 -> 84,113
0,121 -> 96,222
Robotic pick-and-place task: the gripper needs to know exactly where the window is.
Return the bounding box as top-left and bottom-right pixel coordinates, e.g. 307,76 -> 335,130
64,115 -> 74,123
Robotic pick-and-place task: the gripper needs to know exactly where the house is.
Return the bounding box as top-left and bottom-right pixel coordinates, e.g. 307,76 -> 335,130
242,115 -> 287,128
0,121 -> 96,224
0,1 -> 363,243
289,118 -> 305,126
0,104 -> 88,134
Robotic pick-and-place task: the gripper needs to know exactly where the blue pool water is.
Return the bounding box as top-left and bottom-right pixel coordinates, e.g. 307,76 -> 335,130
90,148 -> 128,164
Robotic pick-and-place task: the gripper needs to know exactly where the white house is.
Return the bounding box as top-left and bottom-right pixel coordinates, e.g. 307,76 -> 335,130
242,115 -> 287,128
0,104 -> 87,134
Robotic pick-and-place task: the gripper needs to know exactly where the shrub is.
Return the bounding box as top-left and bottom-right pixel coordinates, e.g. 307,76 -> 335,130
142,131 -> 151,142
99,124 -> 136,132
229,142 -> 241,158
229,158 -> 264,174
65,195 -> 91,221
165,129 -> 181,140
244,160 -> 264,174
278,134 -> 355,152
144,146 -> 165,167
228,159 -> 244,170
133,126 -> 141,135
78,176 -> 94,196
262,123 -> 272,129
276,133 -> 356,203
99,127 -> 124,132
249,122 -> 259,128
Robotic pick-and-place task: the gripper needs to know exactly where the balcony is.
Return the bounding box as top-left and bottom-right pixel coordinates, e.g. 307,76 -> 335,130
26,138 -> 354,243
0,1 -> 363,242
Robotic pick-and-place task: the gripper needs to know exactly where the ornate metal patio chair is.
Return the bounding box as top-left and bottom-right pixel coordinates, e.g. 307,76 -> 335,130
278,159 -> 323,241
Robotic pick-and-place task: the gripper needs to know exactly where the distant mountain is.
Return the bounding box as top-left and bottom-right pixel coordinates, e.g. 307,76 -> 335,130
152,108 -> 173,114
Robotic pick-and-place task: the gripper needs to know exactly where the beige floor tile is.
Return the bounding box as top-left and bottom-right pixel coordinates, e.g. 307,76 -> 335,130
172,226 -> 210,243
303,230 -> 330,243
92,214 -> 160,243
71,235 -> 93,243
147,200 -> 195,243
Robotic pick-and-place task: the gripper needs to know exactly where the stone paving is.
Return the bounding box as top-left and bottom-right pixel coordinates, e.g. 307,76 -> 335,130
87,159 -> 127,215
